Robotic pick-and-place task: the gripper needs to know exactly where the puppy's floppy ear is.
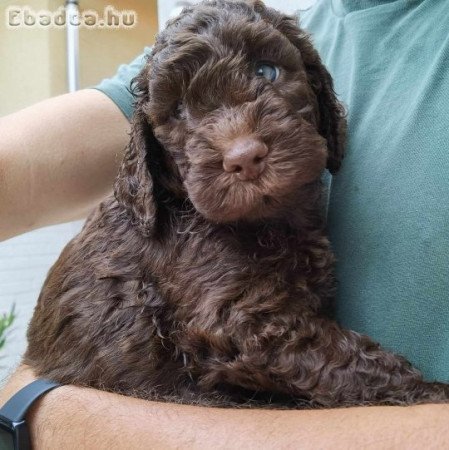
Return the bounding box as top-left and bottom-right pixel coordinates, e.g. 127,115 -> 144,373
298,37 -> 347,174
253,2 -> 347,174
114,65 -> 160,236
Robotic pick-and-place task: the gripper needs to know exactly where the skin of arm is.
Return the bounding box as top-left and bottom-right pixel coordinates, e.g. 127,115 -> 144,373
0,89 -> 130,242
1,365 -> 449,450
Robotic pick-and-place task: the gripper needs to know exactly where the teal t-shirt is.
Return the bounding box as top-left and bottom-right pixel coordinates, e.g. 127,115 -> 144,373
300,0 -> 449,382
95,0 -> 449,382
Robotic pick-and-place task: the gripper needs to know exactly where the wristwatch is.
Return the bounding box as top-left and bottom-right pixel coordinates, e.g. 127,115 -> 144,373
0,379 -> 61,450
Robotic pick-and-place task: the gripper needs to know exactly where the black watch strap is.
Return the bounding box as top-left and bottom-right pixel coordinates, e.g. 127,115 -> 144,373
0,379 -> 61,422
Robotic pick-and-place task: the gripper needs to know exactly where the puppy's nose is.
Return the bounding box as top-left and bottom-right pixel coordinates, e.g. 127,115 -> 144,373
223,137 -> 268,180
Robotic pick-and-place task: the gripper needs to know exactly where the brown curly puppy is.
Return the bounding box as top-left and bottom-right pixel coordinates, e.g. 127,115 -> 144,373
25,0 -> 449,408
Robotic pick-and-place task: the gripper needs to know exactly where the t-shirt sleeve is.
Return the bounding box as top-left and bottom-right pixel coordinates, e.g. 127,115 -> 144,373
93,47 -> 152,121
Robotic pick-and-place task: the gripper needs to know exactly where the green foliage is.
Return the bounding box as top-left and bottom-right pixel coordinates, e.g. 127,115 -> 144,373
0,304 -> 16,351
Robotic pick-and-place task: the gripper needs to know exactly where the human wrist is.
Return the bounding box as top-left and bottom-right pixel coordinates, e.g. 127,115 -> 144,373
0,365 -> 37,406
0,365 -> 66,450
1,367 -> 81,450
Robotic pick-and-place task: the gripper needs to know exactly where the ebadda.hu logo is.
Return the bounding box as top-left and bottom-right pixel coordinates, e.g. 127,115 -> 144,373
6,5 -> 137,28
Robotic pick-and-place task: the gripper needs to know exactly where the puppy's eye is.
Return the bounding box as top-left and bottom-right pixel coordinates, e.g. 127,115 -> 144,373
254,62 -> 280,82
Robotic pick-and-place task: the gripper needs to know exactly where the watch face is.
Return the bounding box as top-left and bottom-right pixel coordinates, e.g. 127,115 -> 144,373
0,420 -> 15,450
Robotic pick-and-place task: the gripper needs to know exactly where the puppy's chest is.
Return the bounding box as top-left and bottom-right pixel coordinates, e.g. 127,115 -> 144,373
148,225 -> 332,326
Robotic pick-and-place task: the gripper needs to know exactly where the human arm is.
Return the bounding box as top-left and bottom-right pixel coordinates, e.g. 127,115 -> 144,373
0,89 -> 130,242
1,365 -> 449,450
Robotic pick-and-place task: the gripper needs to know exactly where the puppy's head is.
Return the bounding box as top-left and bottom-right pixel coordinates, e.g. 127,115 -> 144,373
115,0 -> 346,234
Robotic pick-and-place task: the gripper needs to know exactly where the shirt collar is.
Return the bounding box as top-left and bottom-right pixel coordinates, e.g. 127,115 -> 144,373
332,0 -> 400,15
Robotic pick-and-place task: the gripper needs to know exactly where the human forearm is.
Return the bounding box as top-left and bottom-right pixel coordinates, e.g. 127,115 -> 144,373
2,366 -> 449,449
0,89 -> 130,241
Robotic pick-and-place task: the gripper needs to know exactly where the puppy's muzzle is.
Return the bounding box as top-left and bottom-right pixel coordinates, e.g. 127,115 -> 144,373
222,137 -> 268,181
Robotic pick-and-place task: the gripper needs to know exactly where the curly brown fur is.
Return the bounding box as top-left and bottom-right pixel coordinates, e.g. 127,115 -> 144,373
25,0 -> 449,408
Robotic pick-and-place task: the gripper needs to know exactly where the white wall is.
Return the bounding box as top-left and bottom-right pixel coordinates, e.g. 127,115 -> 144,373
0,222 -> 83,381
158,0 -> 317,30
264,0 -> 316,13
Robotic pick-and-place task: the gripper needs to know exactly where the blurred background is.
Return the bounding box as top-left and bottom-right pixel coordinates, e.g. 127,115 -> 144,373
0,0 -> 316,381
